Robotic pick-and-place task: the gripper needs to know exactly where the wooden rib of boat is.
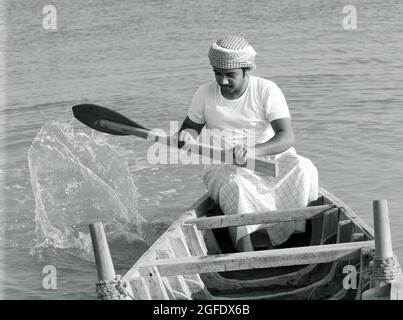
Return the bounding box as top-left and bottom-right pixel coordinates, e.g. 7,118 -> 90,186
91,187 -> 403,300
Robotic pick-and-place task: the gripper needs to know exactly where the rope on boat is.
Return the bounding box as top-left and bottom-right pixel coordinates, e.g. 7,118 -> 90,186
96,275 -> 134,300
368,249 -> 401,282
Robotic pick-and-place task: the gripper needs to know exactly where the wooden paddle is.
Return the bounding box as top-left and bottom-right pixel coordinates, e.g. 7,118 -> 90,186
72,104 -> 279,177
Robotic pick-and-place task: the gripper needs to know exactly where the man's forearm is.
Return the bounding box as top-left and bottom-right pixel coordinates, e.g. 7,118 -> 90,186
179,117 -> 204,139
179,126 -> 199,140
252,131 -> 295,157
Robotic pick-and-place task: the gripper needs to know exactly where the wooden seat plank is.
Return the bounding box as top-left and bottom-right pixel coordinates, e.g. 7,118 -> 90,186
137,241 -> 374,277
185,205 -> 335,230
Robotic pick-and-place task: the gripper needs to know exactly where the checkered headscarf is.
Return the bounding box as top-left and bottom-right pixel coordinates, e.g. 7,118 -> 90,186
208,36 -> 257,71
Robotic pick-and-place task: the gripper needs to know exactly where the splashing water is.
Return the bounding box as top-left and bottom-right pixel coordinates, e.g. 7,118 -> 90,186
28,121 -> 147,256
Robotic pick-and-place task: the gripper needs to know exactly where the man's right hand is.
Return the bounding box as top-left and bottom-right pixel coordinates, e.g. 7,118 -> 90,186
172,130 -> 196,150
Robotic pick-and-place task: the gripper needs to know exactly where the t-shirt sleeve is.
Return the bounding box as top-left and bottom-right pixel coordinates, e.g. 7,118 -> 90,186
263,82 -> 291,122
187,85 -> 206,124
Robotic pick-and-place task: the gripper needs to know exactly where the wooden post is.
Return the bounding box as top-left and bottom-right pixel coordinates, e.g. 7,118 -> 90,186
373,200 -> 393,297
362,200 -> 393,299
373,200 -> 393,261
89,222 -> 116,282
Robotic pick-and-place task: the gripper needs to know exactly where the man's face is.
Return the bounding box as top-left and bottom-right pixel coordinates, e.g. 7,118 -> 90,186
213,68 -> 245,94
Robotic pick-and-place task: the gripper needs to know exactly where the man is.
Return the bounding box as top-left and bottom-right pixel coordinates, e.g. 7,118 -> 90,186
173,36 -> 318,251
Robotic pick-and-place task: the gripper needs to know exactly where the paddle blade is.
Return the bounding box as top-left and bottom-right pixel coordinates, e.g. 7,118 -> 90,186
72,104 -> 146,135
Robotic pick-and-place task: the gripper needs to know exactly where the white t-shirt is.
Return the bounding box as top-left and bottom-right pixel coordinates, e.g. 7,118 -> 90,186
187,75 -> 291,149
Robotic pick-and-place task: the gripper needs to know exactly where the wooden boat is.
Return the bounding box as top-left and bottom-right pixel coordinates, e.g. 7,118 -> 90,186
90,187 -> 403,300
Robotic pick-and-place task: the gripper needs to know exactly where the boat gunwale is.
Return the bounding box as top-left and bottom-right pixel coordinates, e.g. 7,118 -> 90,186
319,187 -> 374,239
123,209 -> 197,282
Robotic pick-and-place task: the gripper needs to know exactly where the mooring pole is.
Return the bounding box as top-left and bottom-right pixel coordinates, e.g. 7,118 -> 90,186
89,221 -> 116,282
373,200 -> 394,297
373,200 -> 394,261
362,199 -> 395,300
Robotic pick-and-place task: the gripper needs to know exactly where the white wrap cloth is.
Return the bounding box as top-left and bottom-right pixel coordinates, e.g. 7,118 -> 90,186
202,147 -> 318,247
208,36 -> 257,71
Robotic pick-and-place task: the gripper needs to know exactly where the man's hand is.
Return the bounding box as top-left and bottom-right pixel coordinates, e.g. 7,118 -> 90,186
233,144 -> 248,165
172,130 -> 196,150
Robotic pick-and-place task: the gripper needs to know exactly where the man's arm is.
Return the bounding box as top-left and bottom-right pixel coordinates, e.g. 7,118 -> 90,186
173,116 -> 205,149
252,118 -> 295,157
179,116 -> 205,138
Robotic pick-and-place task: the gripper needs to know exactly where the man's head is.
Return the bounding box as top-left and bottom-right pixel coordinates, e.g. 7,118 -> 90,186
208,36 -> 256,95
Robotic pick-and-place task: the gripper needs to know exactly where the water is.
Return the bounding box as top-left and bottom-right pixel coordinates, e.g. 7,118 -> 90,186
1,0 -> 403,299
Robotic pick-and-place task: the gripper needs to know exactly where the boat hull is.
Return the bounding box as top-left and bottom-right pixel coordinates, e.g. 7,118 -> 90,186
121,187 -> 403,300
